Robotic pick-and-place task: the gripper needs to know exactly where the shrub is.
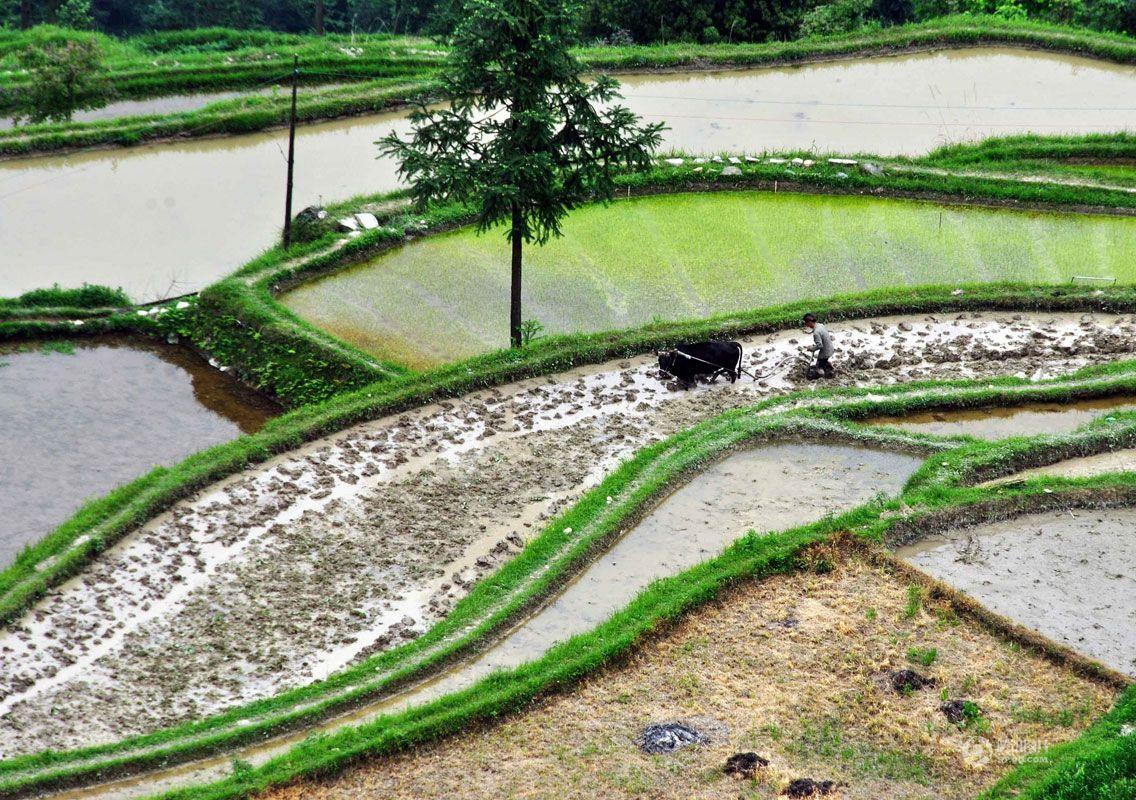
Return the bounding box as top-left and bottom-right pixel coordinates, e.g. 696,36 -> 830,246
800,0 -> 874,37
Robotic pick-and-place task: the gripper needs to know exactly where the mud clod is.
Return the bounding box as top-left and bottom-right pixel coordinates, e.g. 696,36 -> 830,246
724,751 -> 768,778
940,699 -> 982,725
785,778 -> 837,797
888,668 -> 935,694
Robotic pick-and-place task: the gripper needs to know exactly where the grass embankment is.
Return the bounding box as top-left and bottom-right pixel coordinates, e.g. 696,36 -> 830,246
2,365 -> 1136,800
184,157 -> 1136,406
0,27 -> 442,108
912,133 -> 1136,188
0,284 -> 130,320
2,17 -> 1135,157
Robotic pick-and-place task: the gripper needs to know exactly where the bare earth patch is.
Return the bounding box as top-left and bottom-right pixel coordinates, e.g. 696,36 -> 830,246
265,552 -> 1118,800
2,311 -> 1134,754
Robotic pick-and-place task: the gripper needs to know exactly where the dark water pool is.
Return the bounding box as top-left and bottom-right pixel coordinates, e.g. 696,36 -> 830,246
0,337 -> 279,569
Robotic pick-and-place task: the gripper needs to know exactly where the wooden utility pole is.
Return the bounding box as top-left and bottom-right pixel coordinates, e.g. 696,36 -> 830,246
314,0 -> 325,34
282,56 -> 300,249
19,0 -> 33,28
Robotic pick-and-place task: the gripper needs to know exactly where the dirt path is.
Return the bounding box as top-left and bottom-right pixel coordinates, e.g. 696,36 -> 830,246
2,310 -> 1134,757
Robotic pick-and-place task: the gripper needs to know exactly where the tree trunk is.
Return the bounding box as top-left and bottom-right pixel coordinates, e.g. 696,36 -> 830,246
510,204 -> 523,348
19,0 -> 32,29
314,0 -> 325,34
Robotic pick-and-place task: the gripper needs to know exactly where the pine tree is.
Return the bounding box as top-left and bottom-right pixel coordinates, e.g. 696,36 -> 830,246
381,0 -> 663,348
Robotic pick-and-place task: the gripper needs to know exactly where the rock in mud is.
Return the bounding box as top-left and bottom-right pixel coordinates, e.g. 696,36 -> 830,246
785,778 -> 837,797
940,699 -> 982,725
888,668 -> 935,694
638,721 -> 708,754
724,751 -> 769,778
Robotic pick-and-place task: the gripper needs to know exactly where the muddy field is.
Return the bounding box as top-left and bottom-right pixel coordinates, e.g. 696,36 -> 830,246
264,553 -> 1118,800
2,310 -> 1135,756
897,509 -> 1136,677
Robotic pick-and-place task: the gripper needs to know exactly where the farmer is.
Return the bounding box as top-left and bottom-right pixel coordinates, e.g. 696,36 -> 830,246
803,313 -> 835,379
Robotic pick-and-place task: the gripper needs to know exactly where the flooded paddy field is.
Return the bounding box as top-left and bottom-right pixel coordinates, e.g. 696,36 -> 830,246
0,84 -> 295,130
0,310 -> 1132,759
863,395 -> 1136,439
283,191 -> 1136,369
2,46 -> 1134,299
0,337 -> 278,571
897,509 -> 1136,676
266,554 -> 1118,800
359,444 -> 923,716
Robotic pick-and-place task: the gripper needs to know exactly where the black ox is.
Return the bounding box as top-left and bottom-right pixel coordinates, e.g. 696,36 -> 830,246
657,341 -> 744,387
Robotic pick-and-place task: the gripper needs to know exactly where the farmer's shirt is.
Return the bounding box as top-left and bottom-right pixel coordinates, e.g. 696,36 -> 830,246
811,323 -> 834,360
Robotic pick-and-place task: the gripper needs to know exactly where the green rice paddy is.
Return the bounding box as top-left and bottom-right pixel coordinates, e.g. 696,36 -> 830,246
282,191 -> 1136,370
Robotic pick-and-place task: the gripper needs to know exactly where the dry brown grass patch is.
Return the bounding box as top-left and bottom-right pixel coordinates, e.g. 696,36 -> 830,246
266,551 -> 1117,800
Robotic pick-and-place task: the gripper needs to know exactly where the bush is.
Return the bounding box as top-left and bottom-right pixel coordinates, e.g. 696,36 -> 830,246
0,283 -> 130,309
800,0 -> 874,37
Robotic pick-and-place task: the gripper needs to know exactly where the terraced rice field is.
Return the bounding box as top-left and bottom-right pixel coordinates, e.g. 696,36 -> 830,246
282,191 -> 1136,369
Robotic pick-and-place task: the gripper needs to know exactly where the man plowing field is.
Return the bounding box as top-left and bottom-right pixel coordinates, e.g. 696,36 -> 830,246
656,314 -> 838,387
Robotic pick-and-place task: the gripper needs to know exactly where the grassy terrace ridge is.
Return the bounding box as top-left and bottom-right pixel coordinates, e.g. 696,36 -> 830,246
2,366 -> 1136,799
154,156 -> 1136,407
0,284 -> 131,321
2,16 -> 1136,156
0,27 -> 443,109
3,166 -> 1136,630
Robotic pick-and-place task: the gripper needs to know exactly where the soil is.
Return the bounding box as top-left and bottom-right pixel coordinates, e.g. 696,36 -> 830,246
262,554 -> 1118,800
1,310 -> 1133,756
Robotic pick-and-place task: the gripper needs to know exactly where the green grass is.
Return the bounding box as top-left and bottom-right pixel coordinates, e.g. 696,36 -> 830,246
0,27 -> 442,109
151,152 -> 1136,408
282,189 -> 1136,369
2,17 -> 1135,156
907,647 -> 939,667
4,350 -> 1136,799
0,283 -> 131,321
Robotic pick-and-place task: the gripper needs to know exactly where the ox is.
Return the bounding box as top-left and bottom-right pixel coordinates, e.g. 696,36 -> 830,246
657,341 -> 744,387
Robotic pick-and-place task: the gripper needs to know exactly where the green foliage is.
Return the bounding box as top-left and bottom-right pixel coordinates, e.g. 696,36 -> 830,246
906,646 -> 938,666
13,35 -> 111,124
519,318 -> 545,346
0,283 -> 130,311
58,0 -> 95,29
381,0 -> 663,346
800,0 -> 874,38
903,583 -> 923,618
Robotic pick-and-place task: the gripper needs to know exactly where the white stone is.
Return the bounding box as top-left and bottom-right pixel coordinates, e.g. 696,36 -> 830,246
802,159 -> 815,167
791,157 -> 804,166
664,158 -> 684,167
693,158 -> 708,164
745,156 -> 760,163
768,158 -> 787,164
720,166 -> 742,177
711,156 -> 724,163
176,300 -> 191,309
828,158 -> 858,166
728,156 -> 741,164
355,213 -> 380,230
337,217 -> 359,232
